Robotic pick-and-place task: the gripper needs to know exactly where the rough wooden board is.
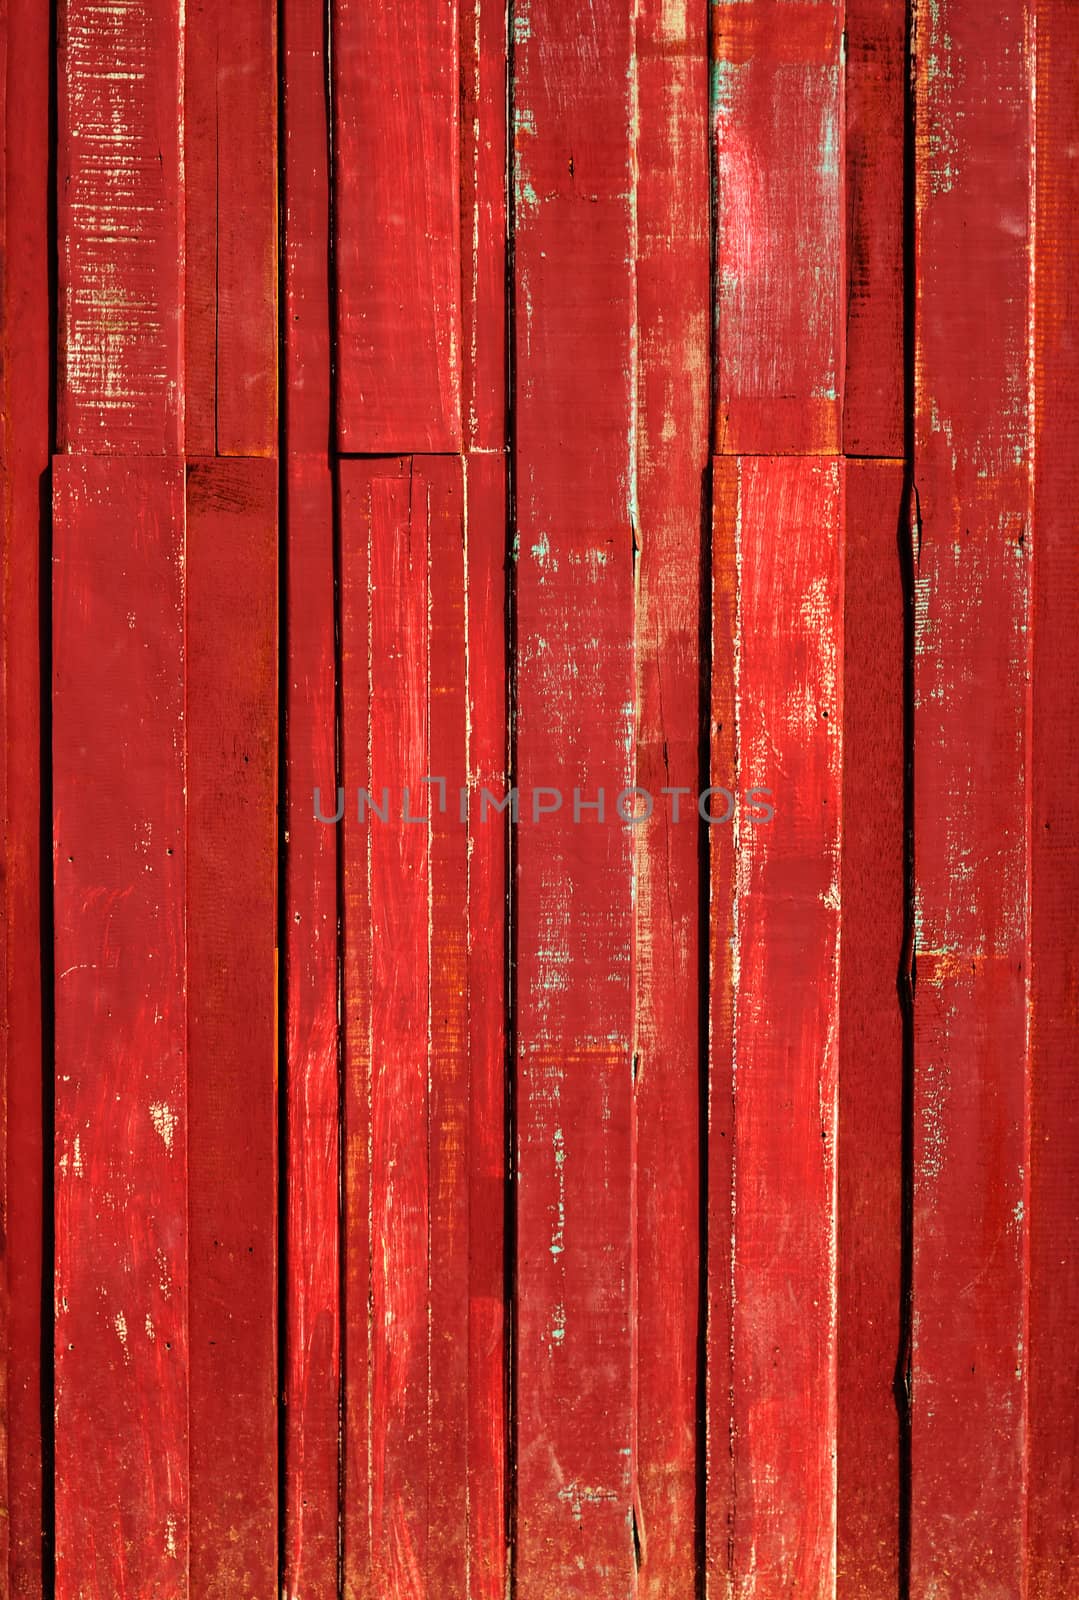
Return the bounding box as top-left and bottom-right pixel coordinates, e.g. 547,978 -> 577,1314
186,457 -> 278,1599
1,0 -> 50,1584
58,0 -> 184,453
710,454 -> 843,1596
910,2 -> 1034,1591
512,0 -> 638,1587
844,0 -> 906,457
52,456 -> 189,1599
838,459 -> 905,1597
633,0 -> 710,1589
460,0 -> 507,450
333,0 -> 463,452
1029,2 -> 1079,1592
712,0 -> 844,454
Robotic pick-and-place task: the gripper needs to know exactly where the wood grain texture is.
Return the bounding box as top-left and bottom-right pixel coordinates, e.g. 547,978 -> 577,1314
633,0 -> 709,1591
460,0 -> 507,450
709,455 -> 843,1597
910,2 -> 1034,1592
58,0 -> 184,453
712,0 -> 844,455
186,458 -> 278,1599
333,0 -> 463,452
1,0 -> 50,1584
1029,2 -> 1079,1593
512,0 -> 638,1587
838,459 -> 905,1597
282,0 -> 338,1587
844,0 -> 906,457
53,457 -> 188,1598
185,0 -> 278,457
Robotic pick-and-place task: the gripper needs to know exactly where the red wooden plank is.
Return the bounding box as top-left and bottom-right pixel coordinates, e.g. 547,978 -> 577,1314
843,0 -> 905,457
186,458 -> 278,1597
712,0 -> 844,454
838,459 -> 905,1596
910,2 -> 1034,1591
460,0 -> 507,450
1,0 -> 50,1584
709,455 -> 843,1595
52,457 -> 188,1598
58,0 -> 184,453
333,0 -> 463,452
283,462 -> 340,1600
512,0 -> 637,1587
185,0 -> 276,456
633,0 -> 709,1589
1029,2 -> 1079,1592
464,452 -> 509,1600
282,0 -> 338,1583
215,0 -> 276,455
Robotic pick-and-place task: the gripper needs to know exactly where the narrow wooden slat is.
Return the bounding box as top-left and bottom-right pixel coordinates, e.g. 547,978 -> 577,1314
215,0 -> 276,455
1,0 -> 50,1584
333,0 -> 462,452
838,459 -> 905,1596
910,2 -> 1034,1591
183,0 -> 218,457
709,455 -> 843,1595
282,0 -> 338,1584
186,458 -> 278,1598
58,0 -> 184,453
843,0 -> 905,457
53,457 -> 188,1598
712,0 -> 844,454
460,0 -> 507,450
633,0 -> 709,1589
512,0 -> 638,1586
464,452 -> 509,1600
1029,2 -> 1079,1592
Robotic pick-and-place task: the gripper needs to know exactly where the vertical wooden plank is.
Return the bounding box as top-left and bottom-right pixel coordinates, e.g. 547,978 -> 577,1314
1,0 -> 50,1584
910,2 -> 1034,1592
282,0 -> 338,1584
333,0 -> 462,452
843,0 -> 905,458
710,456 -> 843,1596
58,0 -> 184,453
838,459 -> 905,1597
183,0 -> 218,457
53,458 -> 188,1599
186,458 -> 278,1598
712,0 -> 844,455
512,0 -> 638,1588
633,0 -> 709,1590
340,457 -> 431,1597
215,0 -> 277,455
464,452 -> 509,1600
460,0 -> 507,451
1029,2 -> 1079,1593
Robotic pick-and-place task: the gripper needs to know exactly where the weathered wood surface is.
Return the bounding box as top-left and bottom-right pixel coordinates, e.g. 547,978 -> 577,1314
0,3 -> 1075,1596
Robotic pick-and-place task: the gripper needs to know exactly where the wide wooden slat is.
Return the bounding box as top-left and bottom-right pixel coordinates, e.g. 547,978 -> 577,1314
186,458 -> 278,1598
838,459 -> 905,1596
282,0 -> 338,1585
1030,2 -> 1079,1593
333,0 -> 462,452
633,0 -> 709,1591
844,0 -> 906,457
709,455 -> 843,1596
53,457 -> 188,1598
1,0 -> 50,1585
58,0 -> 184,453
512,0 -> 638,1587
910,2 -> 1034,1592
712,0 -> 844,454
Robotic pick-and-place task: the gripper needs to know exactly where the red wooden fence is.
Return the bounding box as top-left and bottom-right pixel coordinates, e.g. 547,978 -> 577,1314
1,0 -> 1077,1595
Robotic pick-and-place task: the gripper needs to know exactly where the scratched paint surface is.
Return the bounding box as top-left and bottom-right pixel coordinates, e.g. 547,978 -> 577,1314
0,2 -> 1076,1597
